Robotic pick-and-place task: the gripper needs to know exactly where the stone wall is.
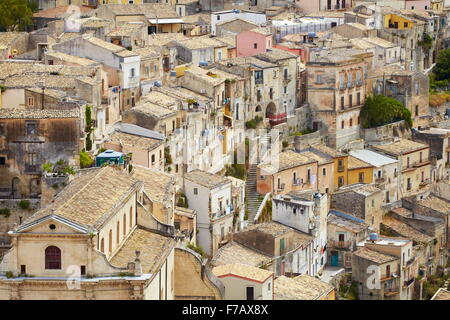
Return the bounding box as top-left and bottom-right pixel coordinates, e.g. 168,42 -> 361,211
293,129 -> 327,151
362,120 -> 411,144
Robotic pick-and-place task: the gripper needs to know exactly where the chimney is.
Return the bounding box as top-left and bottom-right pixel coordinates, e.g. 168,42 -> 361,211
134,250 -> 142,276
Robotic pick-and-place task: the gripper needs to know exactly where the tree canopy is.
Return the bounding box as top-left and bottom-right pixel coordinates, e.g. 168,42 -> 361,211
360,94 -> 413,128
433,49 -> 450,82
0,0 -> 34,31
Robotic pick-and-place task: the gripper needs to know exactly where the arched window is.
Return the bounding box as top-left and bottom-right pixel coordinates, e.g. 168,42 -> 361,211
100,238 -> 104,253
123,214 -> 126,237
116,221 -> 120,244
109,229 -> 112,254
45,246 -> 61,269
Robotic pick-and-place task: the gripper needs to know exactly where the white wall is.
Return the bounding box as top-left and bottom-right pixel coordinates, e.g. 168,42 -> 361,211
219,275 -> 273,300
211,12 -> 267,35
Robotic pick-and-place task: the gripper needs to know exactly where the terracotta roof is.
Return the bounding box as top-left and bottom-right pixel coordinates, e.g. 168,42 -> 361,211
353,247 -> 398,264
210,241 -> 272,268
348,156 -> 373,170
184,170 -> 230,189
244,221 -> 291,237
212,263 -> 273,282
431,288 -> 450,300
21,166 -> 140,229
328,211 -> 368,233
45,51 -> 99,66
0,108 -> 79,119
108,22 -> 145,37
33,5 -> 93,18
417,195 -> 450,215
274,275 -> 334,300
259,150 -> 316,172
109,131 -> 163,151
110,227 -> 175,274
301,151 -> 333,165
310,143 -> 346,158
126,101 -> 177,119
382,216 -> 433,243
371,139 -> 428,156
103,4 -> 179,19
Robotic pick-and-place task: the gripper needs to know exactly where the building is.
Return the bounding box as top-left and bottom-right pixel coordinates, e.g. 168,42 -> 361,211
347,155 -> 374,185
272,191 -> 328,275
327,209 -> 370,269
212,263 -> 274,300
307,47 -> 372,148
0,108 -> 80,200
349,149 -> 401,205
236,27 -> 273,57
352,235 -> 417,300
257,150 -> 318,195
331,183 -> 383,232
210,10 -> 267,36
183,170 -> 234,256
371,139 -> 431,197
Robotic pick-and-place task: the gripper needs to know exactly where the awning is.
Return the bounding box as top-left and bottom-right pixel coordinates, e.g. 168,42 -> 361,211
148,18 -> 185,24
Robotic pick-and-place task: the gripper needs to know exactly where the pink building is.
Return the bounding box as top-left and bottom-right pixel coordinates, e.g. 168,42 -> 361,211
236,27 -> 273,57
404,0 -> 430,10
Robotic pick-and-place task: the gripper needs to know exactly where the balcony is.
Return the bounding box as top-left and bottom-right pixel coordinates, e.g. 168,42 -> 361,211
329,240 -> 353,250
283,75 -> 292,83
413,159 -> 431,168
419,179 -> 430,188
338,83 -> 346,90
384,290 -> 399,298
255,78 -> 263,85
347,81 -> 354,89
337,166 -> 345,172
24,165 -> 41,173
356,80 -> 363,87
375,176 -> 385,184
268,113 -> 287,126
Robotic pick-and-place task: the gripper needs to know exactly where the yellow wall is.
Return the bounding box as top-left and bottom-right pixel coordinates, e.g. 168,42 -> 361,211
384,14 -> 414,30
320,289 -> 336,300
348,167 -> 374,185
333,156 -> 348,191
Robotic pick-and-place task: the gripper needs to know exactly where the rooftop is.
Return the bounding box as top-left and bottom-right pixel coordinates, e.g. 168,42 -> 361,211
353,247 -> 398,264
308,47 -> 369,64
110,227 -> 175,274
108,131 -> 163,151
259,150 -> 316,172
417,195 -> 449,215
337,183 -> 381,196
431,288 -> 450,300
371,139 -> 428,156
108,22 -> 145,37
103,4 -> 179,19
349,149 -> 398,167
274,275 -> 334,300
184,66 -> 226,86
210,241 -> 272,268
212,263 -> 273,283
348,156 -> 373,170
33,5 -> 93,18
184,170 -> 230,189
127,101 -> 177,119
0,108 -> 79,119
328,210 -> 368,233
244,221 -> 292,238
45,51 -> 99,66
382,216 -> 433,244
310,143 -> 345,158
300,151 -> 333,165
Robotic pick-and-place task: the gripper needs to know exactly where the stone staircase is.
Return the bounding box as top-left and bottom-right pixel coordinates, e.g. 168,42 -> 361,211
245,164 -> 262,225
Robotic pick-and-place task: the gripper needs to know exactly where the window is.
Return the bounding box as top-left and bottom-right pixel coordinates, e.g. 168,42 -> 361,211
131,68 -> 135,77
26,122 -> 37,135
81,265 -> 86,275
407,157 -> 410,168
415,105 -> 419,116
338,159 -> 344,171
316,74 -> 323,84
339,234 -> 345,242
0,123 -> 4,136
280,238 -> 285,253
45,246 -> 61,269
100,238 -> 104,252
108,229 -> 112,253
27,153 -> 37,166
284,68 -> 288,80
359,172 -> 364,182
357,92 -> 361,105
404,22 -> 408,28
283,86 -> 287,94
338,176 -> 344,187
341,120 -> 345,129
349,94 -> 352,107
151,154 -> 155,164
386,265 -> 390,277
27,97 -> 34,106
323,168 -> 326,176
268,282 -> 271,291
253,43 -> 257,49
217,15 -> 220,20
350,118 -> 353,127
341,96 -> 344,110
0,156 -> 5,166
21,265 -> 26,275
194,187 -> 198,195
371,199 -> 375,207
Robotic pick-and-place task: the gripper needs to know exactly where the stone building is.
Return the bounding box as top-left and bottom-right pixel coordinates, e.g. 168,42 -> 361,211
306,47 -> 372,148
0,108 -> 80,200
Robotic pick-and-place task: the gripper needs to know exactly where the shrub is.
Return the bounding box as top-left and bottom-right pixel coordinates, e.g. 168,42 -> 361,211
0,208 -> 11,217
5,271 -> 13,279
164,147 -> 172,165
42,162 -> 53,173
360,94 -> 413,128
282,141 -> 289,148
225,164 -> 246,180
187,242 -> 205,258
18,200 -> 30,210
80,151 -> 93,168
176,193 -> 188,208
52,183 -> 59,189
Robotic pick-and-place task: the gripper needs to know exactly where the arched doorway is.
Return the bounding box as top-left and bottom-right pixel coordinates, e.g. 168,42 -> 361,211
255,105 -> 262,112
266,102 -> 276,118
11,177 -> 20,199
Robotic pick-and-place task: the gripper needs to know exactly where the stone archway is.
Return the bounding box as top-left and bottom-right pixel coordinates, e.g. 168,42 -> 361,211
265,102 -> 276,118
255,105 -> 262,112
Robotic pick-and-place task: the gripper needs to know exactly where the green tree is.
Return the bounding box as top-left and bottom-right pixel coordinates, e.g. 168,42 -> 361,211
80,151 -> 94,168
0,0 -> 33,31
360,94 -> 413,128
433,49 -> 450,82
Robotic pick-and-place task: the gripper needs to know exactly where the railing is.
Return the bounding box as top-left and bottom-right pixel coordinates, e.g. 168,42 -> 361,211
253,192 -> 271,224
337,166 -> 345,172
403,277 -> 414,288
356,80 -> 363,87
268,113 -> 287,126
375,177 -> 385,183
25,165 -> 40,173
255,78 -> 263,85
328,240 -> 353,250
347,81 -> 354,88
413,159 -> 431,167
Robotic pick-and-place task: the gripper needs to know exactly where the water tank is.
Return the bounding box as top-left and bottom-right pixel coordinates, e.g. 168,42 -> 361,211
369,233 -> 378,241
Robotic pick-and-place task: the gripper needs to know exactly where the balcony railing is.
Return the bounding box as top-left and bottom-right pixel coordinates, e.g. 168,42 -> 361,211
356,80 -> 363,86
268,113 -> 287,126
25,165 -> 40,173
329,240 -> 353,250
375,177 -> 385,183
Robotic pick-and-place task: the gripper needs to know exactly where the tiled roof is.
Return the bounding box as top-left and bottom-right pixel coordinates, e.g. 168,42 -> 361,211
45,51 -> 99,66
110,227 -> 175,274
184,66 -> 226,86
328,211 -> 368,233
300,151 -> 333,165
353,247 -> 398,264
260,150 -> 316,172
348,156 -> 373,170
0,108 -> 79,119
292,230 -> 313,248
212,263 -> 273,282
109,131 -> 163,151
86,36 -> 138,56
133,45 -> 162,59
21,166 -> 140,229
255,48 -> 298,62
310,143 -> 346,158
127,101 -> 177,119
274,275 -> 334,300
431,288 -> 450,300
142,90 -> 179,108
250,26 -> 272,36
244,221 -> 291,237
382,216 -> 433,243
176,37 -> 226,50
215,36 -> 236,48
371,139 -> 428,156
184,170 -> 230,189
210,241 -> 272,268
104,4 -> 179,19
33,5 -> 93,18
417,195 -> 450,215
108,22 -> 145,37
